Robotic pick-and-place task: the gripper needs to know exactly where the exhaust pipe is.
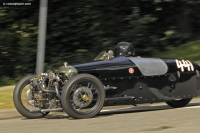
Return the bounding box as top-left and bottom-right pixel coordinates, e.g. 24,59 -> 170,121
30,108 -> 63,113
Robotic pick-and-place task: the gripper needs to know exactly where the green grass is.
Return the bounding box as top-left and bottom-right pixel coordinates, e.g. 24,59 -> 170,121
0,89 -> 14,109
155,40 -> 200,61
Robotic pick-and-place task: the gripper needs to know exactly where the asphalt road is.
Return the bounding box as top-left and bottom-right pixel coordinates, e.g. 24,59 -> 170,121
0,98 -> 200,133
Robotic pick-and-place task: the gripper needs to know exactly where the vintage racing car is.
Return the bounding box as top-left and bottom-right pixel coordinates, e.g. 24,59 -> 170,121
13,42 -> 200,119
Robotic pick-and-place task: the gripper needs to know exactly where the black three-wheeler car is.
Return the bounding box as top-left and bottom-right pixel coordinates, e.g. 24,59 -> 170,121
13,49 -> 200,119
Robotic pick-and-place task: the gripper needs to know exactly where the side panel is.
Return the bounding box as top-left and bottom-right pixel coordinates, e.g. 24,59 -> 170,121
75,57 -> 200,105
102,59 -> 200,104
197,76 -> 200,90
103,73 -> 200,105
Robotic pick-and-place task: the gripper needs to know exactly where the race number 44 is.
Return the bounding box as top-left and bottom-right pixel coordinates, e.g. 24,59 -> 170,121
175,59 -> 194,72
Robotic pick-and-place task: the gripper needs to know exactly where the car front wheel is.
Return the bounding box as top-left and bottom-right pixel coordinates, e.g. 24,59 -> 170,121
61,74 -> 105,119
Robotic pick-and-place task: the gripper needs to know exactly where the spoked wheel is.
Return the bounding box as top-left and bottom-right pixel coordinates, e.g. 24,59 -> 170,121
166,98 -> 192,108
13,75 -> 48,119
61,74 -> 105,119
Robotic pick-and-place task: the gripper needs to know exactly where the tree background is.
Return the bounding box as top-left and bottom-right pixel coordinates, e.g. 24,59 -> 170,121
0,0 -> 200,86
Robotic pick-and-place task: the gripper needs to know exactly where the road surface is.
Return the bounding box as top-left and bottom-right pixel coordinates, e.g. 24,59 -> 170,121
0,98 -> 200,133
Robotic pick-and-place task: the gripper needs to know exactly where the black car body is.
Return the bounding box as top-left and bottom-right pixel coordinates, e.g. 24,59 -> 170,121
74,56 -> 200,105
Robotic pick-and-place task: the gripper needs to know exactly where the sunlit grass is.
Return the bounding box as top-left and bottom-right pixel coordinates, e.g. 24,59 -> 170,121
0,86 -> 30,109
0,85 -> 40,110
0,89 -> 14,109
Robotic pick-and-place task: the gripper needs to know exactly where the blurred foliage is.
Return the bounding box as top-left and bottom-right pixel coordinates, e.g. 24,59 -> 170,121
155,40 -> 200,61
0,0 -> 200,86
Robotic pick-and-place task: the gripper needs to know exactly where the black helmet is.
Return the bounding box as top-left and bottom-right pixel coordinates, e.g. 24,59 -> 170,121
114,42 -> 135,57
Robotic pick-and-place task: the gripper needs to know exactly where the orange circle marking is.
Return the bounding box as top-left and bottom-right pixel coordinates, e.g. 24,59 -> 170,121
129,68 -> 134,74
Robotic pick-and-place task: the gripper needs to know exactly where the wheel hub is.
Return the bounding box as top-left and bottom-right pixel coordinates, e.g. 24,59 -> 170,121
26,89 -> 35,106
81,94 -> 91,101
73,87 -> 93,108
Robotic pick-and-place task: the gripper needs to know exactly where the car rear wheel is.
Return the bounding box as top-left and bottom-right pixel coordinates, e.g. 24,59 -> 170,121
61,74 -> 105,119
166,98 -> 192,108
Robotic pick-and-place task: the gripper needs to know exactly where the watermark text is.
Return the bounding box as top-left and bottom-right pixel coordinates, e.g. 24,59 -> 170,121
3,2 -> 31,6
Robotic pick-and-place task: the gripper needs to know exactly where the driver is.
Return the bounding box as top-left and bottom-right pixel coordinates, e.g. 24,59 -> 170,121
114,42 -> 135,57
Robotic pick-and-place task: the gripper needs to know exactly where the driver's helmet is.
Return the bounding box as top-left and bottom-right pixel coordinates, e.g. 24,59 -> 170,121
114,42 -> 135,57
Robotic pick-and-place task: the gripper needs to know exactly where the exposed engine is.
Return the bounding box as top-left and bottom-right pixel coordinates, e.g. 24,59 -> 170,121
27,63 -> 78,113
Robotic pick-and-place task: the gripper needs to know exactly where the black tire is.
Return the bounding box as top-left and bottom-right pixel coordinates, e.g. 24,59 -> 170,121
166,98 -> 192,108
13,75 -> 48,119
61,74 -> 105,119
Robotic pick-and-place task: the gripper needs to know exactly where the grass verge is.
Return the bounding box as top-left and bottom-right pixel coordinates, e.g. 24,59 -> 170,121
0,89 -> 14,109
